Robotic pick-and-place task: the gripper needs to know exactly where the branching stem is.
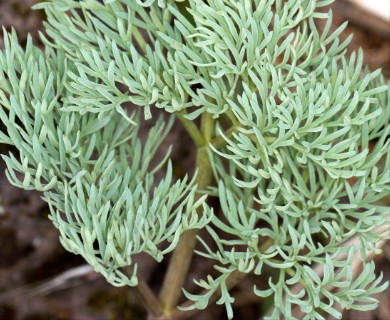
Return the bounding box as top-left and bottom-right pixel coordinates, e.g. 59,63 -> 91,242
176,111 -> 205,147
159,112 -> 214,316
124,266 -> 162,318
135,275 -> 163,318
210,125 -> 276,149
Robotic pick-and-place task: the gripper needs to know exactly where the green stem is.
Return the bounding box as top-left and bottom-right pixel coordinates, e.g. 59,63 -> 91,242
159,113 -> 214,316
177,111 -> 205,147
210,125 -> 276,149
124,266 -> 162,318
210,126 -> 238,149
135,274 -> 163,318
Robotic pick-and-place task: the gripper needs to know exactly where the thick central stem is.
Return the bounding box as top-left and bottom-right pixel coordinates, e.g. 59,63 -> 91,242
158,113 -> 214,317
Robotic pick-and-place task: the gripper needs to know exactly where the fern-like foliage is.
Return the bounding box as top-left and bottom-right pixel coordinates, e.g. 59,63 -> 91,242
0,0 -> 389,319
0,29 -> 211,286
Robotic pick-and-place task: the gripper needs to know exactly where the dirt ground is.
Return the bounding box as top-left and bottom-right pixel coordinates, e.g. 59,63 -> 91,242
0,1 -> 389,320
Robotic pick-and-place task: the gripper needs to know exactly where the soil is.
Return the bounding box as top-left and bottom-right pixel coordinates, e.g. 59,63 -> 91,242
0,1 -> 389,320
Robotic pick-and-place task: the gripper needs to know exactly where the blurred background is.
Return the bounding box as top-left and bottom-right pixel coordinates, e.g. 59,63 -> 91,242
0,0 -> 389,319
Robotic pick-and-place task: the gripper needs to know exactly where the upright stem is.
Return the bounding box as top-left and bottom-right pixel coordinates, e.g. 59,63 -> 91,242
159,113 -> 214,316
176,112 -> 205,147
135,274 -> 163,318
123,266 -> 162,318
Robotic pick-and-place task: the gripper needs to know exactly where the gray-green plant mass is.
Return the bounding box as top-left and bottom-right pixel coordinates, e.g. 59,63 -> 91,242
0,0 -> 389,319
